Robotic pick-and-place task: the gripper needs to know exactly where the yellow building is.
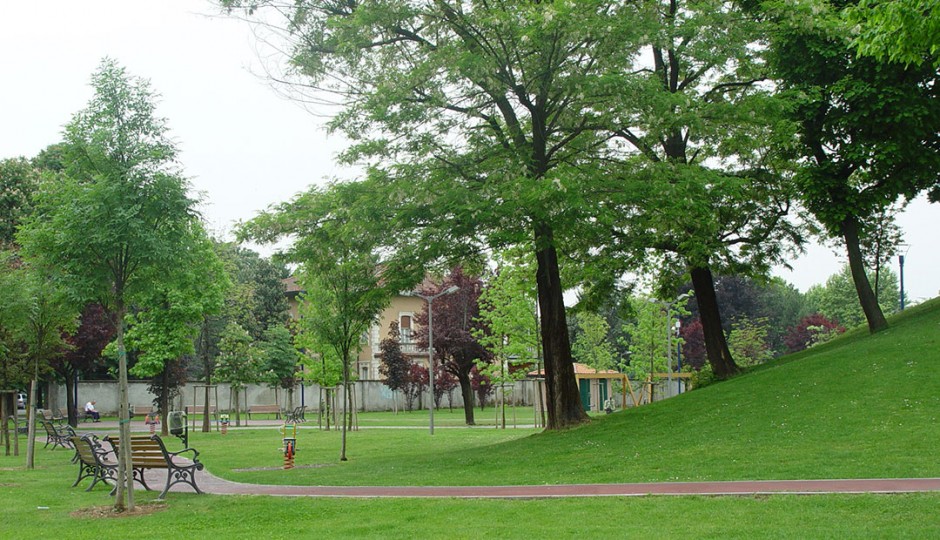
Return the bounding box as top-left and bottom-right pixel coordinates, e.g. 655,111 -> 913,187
283,276 -> 433,380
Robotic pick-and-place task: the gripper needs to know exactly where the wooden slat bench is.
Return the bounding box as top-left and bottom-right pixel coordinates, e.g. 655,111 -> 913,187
40,408 -> 65,425
186,405 -> 218,429
69,434 -> 116,491
103,434 -> 204,499
247,404 -> 281,420
283,405 -> 307,423
40,419 -> 76,450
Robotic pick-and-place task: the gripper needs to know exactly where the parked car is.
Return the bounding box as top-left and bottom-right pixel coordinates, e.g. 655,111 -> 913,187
17,392 -> 26,409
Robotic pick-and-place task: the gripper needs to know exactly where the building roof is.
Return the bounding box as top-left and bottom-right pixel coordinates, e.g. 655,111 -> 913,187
527,363 -> 625,378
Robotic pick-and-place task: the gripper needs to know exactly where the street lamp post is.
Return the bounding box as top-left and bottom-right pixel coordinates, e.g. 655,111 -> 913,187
417,285 -> 459,435
899,254 -> 906,311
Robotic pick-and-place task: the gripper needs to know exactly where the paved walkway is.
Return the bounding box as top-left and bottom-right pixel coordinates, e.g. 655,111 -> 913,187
73,421 -> 940,498
180,470 -> 940,498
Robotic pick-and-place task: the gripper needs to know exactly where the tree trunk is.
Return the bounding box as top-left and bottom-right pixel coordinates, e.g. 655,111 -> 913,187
689,266 -> 739,379
63,368 -> 77,427
202,384 -> 211,433
25,378 -> 37,469
114,300 -> 134,512
160,368 -> 170,437
457,370 -> 475,425
340,355 -> 349,461
841,215 -> 889,333
534,222 -> 588,429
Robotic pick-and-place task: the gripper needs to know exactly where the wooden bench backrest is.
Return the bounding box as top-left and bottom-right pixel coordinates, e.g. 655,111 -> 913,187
185,406 -> 217,414
106,436 -> 170,469
133,405 -> 155,415
250,405 -> 279,412
70,436 -> 99,466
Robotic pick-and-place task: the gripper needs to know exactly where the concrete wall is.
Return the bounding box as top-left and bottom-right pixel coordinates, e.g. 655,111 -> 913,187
53,378 -> 541,415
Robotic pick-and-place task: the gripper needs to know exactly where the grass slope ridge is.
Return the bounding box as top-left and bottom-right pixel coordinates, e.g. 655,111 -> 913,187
506,297 -> 940,484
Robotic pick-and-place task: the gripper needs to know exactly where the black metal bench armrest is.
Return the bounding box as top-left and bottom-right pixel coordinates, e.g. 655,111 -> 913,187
167,447 -> 204,469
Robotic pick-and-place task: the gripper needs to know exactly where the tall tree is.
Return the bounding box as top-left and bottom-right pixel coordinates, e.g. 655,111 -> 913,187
766,0 -> 940,333
414,267 -> 491,426
597,0 -> 801,379
17,58 -> 202,512
240,181 -> 395,460
219,0 -> 655,428
123,226 -> 228,431
257,325 -> 301,409
215,321 -> 259,427
18,263 -> 77,469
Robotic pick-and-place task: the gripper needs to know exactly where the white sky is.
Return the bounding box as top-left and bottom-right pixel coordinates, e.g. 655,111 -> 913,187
1,1 -> 937,303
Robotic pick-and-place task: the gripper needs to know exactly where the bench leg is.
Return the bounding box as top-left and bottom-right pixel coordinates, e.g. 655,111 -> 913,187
158,465 -> 203,499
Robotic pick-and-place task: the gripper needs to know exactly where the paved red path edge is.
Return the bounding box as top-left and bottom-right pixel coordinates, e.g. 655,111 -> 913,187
188,470 -> 940,498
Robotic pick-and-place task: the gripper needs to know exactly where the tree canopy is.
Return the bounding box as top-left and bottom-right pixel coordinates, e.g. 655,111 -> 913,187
17,58 -> 205,512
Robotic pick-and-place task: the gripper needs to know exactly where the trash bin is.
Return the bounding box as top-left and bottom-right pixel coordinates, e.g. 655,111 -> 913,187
168,411 -> 186,436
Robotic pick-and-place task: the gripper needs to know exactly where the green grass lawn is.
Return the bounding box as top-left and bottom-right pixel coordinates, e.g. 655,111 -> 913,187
3,299 -> 939,537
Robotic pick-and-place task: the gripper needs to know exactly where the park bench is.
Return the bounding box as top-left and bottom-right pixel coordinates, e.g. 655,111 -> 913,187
283,405 -> 306,423
40,419 -> 76,450
69,434 -> 116,492
103,434 -> 204,499
40,408 -> 65,425
247,404 -> 281,420
185,405 -> 217,417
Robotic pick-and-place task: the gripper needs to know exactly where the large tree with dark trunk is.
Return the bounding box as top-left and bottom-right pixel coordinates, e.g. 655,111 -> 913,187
220,0 -> 652,428
766,0 -> 940,333
597,0 -> 802,378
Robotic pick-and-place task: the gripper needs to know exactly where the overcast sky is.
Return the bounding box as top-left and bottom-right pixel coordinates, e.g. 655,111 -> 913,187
1,1 -> 937,303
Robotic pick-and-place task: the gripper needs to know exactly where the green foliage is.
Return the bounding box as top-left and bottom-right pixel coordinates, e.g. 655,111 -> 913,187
726,317 -> 772,367
125,226 -> 229,378
805,265 -> 899,328
17,58 -> 199,311
847,0 -> 940,68
215,321 -> 259,390
256,325 -> 300,390
474,251 -> 540,371
621,296 -> 688,380
0,157 -> 40,247
0,252 -> 32,389
571,312 -> 616,371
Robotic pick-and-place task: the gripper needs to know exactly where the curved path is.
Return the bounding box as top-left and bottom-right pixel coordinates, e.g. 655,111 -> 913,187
183,470 -> 940,498
80,423 -> 940,498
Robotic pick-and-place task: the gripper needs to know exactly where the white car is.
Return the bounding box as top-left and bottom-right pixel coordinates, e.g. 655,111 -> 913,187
17,392 -> 26,409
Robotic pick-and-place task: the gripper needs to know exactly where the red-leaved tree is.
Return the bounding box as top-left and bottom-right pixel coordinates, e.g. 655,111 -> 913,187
54,303 -> 114,426
785,314 -> 845,353
414,267 -> 492,425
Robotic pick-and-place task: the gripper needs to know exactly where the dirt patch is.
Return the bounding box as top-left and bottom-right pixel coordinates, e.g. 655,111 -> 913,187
71,502 -> 169,519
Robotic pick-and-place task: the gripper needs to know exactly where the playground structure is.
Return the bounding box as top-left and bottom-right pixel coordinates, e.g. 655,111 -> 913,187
281,422 -> 296,469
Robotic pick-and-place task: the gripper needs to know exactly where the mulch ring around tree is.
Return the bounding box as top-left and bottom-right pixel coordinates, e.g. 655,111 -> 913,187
70,502 -> 168,519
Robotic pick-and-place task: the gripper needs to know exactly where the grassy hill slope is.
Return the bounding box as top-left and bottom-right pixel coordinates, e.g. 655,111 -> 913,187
211,298 -> 940,487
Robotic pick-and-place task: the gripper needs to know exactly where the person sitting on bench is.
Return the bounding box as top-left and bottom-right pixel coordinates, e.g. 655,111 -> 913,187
84,400 -> 101,422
